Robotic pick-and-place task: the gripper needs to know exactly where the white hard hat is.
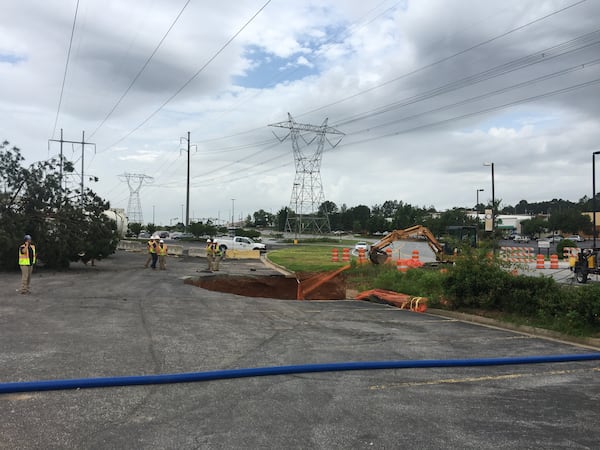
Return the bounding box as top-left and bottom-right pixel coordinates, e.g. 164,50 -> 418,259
159,239 -> 164,243
206,238 -> 212,242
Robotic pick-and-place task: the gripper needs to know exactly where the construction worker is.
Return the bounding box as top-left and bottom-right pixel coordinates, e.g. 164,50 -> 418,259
144,237 -> 157,268
18,235 -> 36,294
211,239 -> 222,271
206,239 -> 214,271
150,236 -> 159,269
157,239 -> 168,270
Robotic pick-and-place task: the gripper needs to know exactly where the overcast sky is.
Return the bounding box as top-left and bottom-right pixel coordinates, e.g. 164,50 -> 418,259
2,0 -> 600,226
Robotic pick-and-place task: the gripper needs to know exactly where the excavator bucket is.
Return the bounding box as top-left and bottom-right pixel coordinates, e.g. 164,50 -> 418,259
369,249 -> 389,265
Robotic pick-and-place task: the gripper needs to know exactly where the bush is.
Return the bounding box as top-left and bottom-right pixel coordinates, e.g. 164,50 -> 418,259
346,248 -> 600,336
557,239 -> 577,258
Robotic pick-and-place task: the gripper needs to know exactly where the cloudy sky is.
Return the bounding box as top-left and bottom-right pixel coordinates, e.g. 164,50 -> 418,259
2,0 -> 600,226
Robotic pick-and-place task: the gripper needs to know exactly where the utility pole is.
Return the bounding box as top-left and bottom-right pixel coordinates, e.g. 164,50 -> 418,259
180,132 -> 197,231
48,130 -> 95,206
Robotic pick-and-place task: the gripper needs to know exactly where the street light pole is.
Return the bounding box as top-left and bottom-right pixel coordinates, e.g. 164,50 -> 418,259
231,198 -> 235,232
476,188 -> 484,214
484,162 -> 495,233
593,151 -> 600,248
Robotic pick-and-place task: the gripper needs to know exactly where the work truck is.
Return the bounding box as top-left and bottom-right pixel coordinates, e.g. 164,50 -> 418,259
215,236 -> 266,253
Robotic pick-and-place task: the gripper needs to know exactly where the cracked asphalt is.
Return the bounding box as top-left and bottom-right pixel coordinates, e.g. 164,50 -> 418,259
0,250 -> 599,449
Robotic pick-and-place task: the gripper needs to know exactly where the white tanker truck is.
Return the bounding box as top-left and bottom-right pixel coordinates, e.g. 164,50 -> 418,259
102,208 -> 128,238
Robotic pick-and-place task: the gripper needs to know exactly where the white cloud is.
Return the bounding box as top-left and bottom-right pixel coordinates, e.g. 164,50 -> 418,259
1,0 -> 599,224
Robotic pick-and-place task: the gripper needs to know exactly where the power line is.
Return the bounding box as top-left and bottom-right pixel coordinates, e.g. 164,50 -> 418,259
51,0 -> 80,139
333,31 -> 600,128
88,0 -> 192,139
182,0 -> 587,149
99,0 -> 274,153
298,0 -> 588,119
162,75 -> 600,191
343,58 -> 600,137
331,76 -> 600,151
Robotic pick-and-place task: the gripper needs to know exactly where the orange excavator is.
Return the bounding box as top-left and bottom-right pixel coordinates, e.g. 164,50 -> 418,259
368,225 -> 477,264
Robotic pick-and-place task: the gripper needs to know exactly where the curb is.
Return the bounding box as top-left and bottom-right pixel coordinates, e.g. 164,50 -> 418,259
261,254 -> 296,277
427,308 -> 600,350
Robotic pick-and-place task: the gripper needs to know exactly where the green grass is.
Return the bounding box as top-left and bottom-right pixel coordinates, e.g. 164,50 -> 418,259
267,245 -> 600,338
268,245 -> 353,272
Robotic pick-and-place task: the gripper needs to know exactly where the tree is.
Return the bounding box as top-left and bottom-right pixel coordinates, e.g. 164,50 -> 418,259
251,209 -> 273,227
349,205 -> 371,232
0,141 -> 118,269
275,207 -> 291,232
128,222 -> 143,236
520,217 -> 548,238
318,200 -> 337,216
548,209 -> 592,235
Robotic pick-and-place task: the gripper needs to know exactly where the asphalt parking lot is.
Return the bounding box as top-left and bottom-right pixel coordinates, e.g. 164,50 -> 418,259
1,250 -> 599,449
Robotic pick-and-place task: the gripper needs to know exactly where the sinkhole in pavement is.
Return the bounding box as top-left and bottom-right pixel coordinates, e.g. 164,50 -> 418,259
185,273 -> 348,300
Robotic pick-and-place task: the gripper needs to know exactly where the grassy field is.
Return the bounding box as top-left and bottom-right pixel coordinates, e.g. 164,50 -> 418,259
267,244 -> 354,272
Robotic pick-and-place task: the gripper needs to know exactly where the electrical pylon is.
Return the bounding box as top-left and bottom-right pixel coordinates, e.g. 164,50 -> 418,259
119,173 -> 154,224
269,113 -> 344,235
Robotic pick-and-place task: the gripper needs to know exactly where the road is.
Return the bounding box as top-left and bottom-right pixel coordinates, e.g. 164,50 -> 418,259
0,250 -> 598,449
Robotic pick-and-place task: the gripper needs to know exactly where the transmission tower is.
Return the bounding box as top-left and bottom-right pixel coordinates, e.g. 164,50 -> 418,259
270,113 -> 344,235
119,173 -> 154,224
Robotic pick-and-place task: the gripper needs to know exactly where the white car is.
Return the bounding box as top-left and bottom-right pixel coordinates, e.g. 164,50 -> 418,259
513,235 -> 530,243
566,235 -> 584,242
354,241 -> 369,251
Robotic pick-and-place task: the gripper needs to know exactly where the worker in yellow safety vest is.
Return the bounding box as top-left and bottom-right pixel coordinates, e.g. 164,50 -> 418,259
144,237 -> 157,268
157,239 -> 168,270
206,239 -> 214,271
210,239 -> 222,271
18,234 -> 36,294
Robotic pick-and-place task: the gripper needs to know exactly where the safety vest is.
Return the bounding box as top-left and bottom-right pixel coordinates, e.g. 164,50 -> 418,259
157,244 -> 168,256
18,244 -> 36,266
148,241 -> 157,254
211,242 -> 222,256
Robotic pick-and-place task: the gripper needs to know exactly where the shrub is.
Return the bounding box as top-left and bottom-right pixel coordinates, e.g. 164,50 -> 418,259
557,239 -> 577,258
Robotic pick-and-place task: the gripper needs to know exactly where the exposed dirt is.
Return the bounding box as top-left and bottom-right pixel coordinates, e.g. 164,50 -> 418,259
186,272 -> 347,300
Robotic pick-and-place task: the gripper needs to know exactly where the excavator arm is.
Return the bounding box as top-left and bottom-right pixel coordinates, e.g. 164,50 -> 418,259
368,225 -> 445,264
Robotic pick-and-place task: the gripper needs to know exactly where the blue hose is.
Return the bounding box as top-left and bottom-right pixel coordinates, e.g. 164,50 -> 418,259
1,353 -> 599,394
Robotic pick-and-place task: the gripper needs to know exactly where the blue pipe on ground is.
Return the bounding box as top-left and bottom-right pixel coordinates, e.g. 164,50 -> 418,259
1,353 -> 599,394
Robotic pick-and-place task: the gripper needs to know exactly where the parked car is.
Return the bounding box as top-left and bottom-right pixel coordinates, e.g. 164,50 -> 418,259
173,232 -> 194,240
566,235 -> 585,242
545,235 -> 563,243
138,232 -> 150,239
513,235 -> 530,243
354,241 -> 369,251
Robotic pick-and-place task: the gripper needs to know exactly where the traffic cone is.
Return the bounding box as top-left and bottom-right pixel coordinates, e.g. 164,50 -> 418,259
342,248 -> 350,262
331,248 -> 339,262
536,254 -> 545,269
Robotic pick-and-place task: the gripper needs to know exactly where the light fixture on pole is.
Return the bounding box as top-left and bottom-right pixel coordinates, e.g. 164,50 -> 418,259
231,198 -> 235,231
476,188 -> 484,214
593,151 -> 600,248
483,162 -> 495,233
